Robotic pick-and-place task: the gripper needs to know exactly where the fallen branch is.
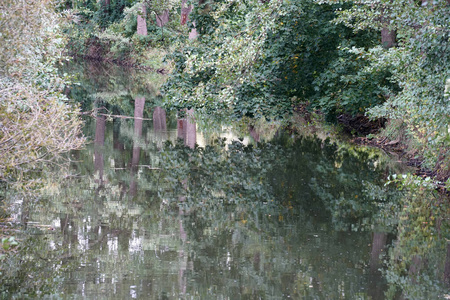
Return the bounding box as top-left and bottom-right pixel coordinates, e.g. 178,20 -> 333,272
97,113 -> 153,121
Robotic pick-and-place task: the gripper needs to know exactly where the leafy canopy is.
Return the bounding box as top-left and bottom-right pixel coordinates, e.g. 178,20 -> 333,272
162,0 -> 393,120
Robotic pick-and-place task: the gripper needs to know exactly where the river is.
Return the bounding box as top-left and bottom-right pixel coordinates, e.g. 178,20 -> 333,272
1,61 -> 449,299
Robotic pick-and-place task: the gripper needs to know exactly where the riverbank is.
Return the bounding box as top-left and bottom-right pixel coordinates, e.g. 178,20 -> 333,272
290,104 -> 450,195
66,51 -> 450,195
71,53 -> 169,74
2,57 -> 449,299
68,39 -> 171,74
354,135 -> 450,195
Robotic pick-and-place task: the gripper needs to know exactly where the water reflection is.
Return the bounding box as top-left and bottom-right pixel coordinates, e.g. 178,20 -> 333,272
130,97 -> 145,196
153,106 -> 167,149
2,62 -> 449,299
5,117 -> 405,299
94,114 -> 106,186
445,244 -> 450,285
368,232 -> 389,300
177,109 -> 196,149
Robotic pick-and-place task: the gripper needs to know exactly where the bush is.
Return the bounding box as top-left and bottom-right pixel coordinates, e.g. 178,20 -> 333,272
0,0 -> 85,187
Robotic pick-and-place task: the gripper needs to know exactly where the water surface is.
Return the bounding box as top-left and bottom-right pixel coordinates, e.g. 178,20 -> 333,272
2,62 -> 449,300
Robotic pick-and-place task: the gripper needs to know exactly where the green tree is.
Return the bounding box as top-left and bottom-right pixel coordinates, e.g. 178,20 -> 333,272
162,0 -> 394,121
326,0 -> 450,168
162,0 -> 450,174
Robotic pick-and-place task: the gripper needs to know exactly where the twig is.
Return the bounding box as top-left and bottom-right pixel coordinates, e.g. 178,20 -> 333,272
111,165 -> 161,170
97,113 -> 153,121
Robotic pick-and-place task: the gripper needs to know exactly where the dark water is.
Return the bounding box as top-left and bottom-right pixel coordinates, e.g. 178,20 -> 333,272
2,62 -> 449,299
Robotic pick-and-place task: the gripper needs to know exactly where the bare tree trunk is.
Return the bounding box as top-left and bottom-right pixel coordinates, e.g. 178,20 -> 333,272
368,232 -> 388,299
370,232 -> 387,273
189,24 -> 199,40
180,0 -> 192,25
130,97 -> 145,196
381,28 -> 396,49
153,107 -> 167,131
94,115 -> 106,186
134,97 -> 145,137
177,109 -> 196,149
153,107 -> 167,148
185,109 -> 196,148
249,125 -> 260,143
381,5 -> 396,49
408,255 -> 424,283
137,3 -> 147,36
181,0 -> 205,39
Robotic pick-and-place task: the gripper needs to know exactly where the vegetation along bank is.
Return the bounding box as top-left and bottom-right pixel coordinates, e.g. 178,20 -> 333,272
58,0 -> 450,185
1,0 -> 450,297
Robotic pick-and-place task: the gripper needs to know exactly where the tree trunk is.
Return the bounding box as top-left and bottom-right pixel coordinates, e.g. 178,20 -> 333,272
153,107 -> 167,131
137,4 -> 147,36
153,107 -> 167,149
189,24 -> 199,39
249,125 -> 260,143
368,232 -> 388,299
94,114 -> 106,185
130,97 -> 145,196
133,97 -> 145,138
177,109 -> 196,149
381,5 -> 396,49
181,0 -> 205,39
444,242 -> 450,286
381,27 -> 396,49
181,0 -> 192,25
370,232 -> 387,273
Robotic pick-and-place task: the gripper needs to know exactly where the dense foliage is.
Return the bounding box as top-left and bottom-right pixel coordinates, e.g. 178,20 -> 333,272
329,0 -> 450,170
161,0 -> 450,178
385,175 -> 450,299
0,0 -> 84,189
61,0 -> 450,176
162,1 -> 391,119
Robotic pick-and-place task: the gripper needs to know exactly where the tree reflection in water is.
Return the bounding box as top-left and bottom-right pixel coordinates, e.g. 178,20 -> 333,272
1,62 -> 449,299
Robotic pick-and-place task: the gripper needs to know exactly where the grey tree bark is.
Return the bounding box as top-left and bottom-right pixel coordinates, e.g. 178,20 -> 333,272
137,3 -> 148,36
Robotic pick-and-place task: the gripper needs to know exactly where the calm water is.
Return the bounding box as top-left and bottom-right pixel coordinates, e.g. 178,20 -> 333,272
2,62 -> 449,299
